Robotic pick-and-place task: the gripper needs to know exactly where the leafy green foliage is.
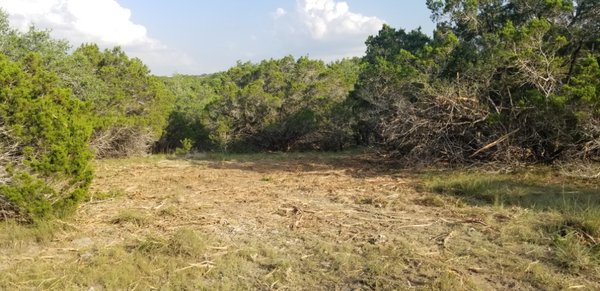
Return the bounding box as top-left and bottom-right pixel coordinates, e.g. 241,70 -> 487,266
0,53 -> 93,221
66,44 -> 175,157
353,0 -> 600,162
159,56 -> 360,152
0,10 -> 177,221
0,10 -> 70,70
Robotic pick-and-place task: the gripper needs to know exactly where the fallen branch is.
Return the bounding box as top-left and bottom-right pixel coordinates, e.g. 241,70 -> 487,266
471,129 -> 520,158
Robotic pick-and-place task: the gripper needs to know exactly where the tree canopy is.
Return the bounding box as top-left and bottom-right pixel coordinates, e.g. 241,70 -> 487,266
158,56 -> 360,152
351,0 -> 600,163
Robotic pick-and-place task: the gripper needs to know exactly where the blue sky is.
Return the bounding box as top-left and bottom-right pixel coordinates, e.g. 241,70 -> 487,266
0,0 -> 435,75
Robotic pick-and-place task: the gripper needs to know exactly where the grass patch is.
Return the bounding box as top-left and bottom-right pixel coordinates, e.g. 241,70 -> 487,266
131,228 -> 210,259
0,220 -> 57,248
546,207 -> 600,273
158,205 -> 178,217
166,228 -> 209,257
111,209 -> 148,227
558,206 -> 600,240
430,270 -> 477,290
523,262 -> 568,290
422,171 -> 600,210
553,231 -> 599,272
88,189 -> 125,201
421,168 -> 600,275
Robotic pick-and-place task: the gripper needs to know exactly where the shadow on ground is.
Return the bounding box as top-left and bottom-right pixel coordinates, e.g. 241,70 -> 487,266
423,173 -> 600,211
172,151 -> 413,179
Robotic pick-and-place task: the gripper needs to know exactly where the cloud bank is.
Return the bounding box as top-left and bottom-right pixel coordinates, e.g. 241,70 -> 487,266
297,0 -> 384,39
0,0 -> 193,75
275,0 -> 384,61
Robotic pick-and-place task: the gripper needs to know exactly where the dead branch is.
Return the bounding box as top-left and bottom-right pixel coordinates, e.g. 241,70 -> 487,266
471,129 -> 520,158
90,126 -> 156,158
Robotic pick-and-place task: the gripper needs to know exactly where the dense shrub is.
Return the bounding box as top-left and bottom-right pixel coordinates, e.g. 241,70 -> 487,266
158,56 -> 359,152
351,0 -> 600,163
0,53 -> 93,221
66,44 -> 175,158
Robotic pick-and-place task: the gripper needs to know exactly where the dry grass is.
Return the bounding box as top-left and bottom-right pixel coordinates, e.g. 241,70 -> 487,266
0,152 -> 598,289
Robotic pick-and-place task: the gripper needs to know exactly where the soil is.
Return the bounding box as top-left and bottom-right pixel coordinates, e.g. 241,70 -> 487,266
1,153 -> 596,290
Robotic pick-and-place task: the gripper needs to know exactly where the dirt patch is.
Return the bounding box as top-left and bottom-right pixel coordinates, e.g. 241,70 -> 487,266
0,154 -> 597,289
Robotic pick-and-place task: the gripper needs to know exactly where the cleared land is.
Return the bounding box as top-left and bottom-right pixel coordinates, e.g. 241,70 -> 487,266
1,152 -> 599,290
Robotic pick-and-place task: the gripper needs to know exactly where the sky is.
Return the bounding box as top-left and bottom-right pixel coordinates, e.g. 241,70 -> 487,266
0,0 -> 435,76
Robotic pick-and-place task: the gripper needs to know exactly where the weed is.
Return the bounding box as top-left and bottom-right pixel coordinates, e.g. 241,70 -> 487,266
553,231 -> 597,272
416,194 -> 446,207
523,262 -> 567,290
0,220 -> 57,248
88,189 -> 125,201
111,210 -> 148,227
166,228 -> 208,258
430,270 -> 477,290
158,205 -> 178,217
134,235 -> 166,254
175,138 -> 194,156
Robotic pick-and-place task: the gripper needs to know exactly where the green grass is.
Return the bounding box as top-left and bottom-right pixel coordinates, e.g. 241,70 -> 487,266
553,230 -> 599,272
0,228 -> 428,290
421,168 -> 600,275
0,220 -> 58,248
87,189 -> 126,201
421,170 -> 600,210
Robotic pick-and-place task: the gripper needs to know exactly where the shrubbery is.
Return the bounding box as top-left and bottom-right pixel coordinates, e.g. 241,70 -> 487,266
158,56 -> 359,152
351,0 -> 600,163
0,11 -> 172,221
64,44 -> 175,158
0,53 -> 92,221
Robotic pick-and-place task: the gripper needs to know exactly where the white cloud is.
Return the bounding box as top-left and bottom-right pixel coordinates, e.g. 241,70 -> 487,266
273,7 -> 287,19
297,0 -> 384,39
273,0 -> 384,62
0,0 -> 194,75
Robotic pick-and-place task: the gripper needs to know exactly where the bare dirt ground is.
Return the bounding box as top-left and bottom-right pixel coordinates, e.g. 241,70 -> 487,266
0,153 -> 597,290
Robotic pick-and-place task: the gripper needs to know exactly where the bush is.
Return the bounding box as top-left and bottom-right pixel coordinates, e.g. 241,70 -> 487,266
352,6 -> 600,164
0,53 -> 93,221
158,57 -> 360,153
67,44 -> 175,158
175,138 -> 194,155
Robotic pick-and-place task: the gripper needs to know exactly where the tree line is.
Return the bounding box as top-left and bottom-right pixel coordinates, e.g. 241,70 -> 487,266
0,0 -> 599,221
351,0 -> 600,164
157,56 -> 359,153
